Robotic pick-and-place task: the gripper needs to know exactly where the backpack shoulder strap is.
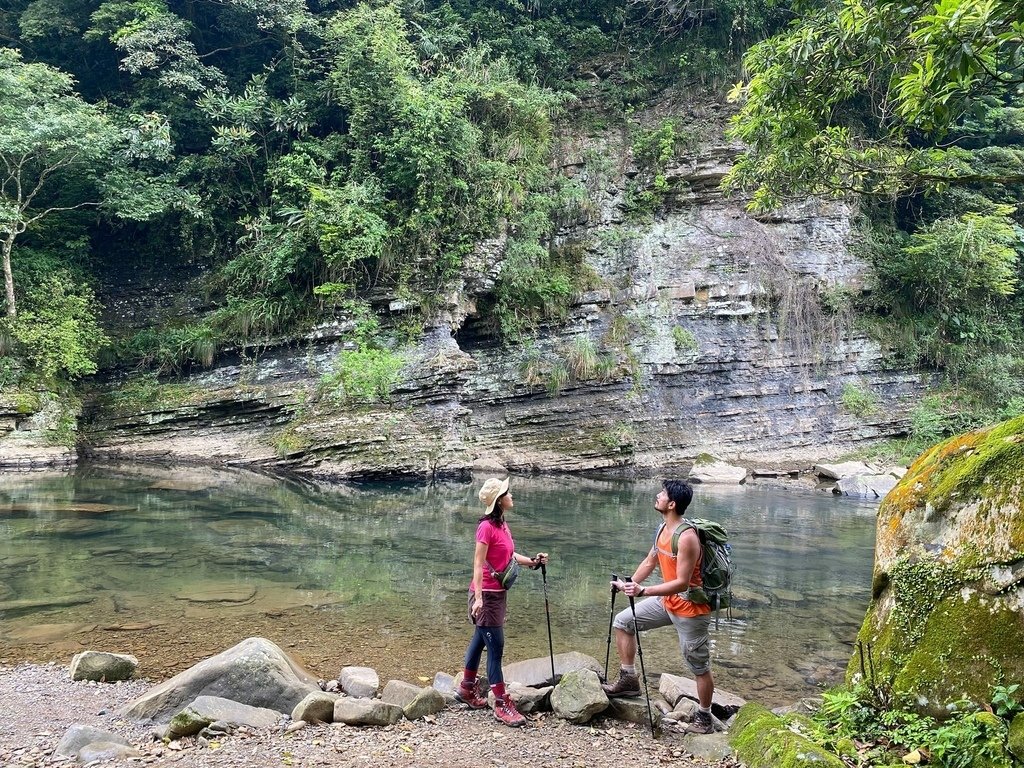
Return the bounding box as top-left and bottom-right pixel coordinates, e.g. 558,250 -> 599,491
670,520 -> 697,557
653,522 -> 666,552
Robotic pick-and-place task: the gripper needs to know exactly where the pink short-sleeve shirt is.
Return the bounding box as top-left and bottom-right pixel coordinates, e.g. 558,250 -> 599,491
472,519 -> 515,591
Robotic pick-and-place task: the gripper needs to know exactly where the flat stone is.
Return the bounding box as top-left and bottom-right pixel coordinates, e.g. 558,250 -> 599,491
174,585 -> 257,604
169,695 -> 280,737
657,673 -> 745,719
7,622 -> 92,642
770,588 -> 805,603
834,473 -> 899,499
0,594 -> 94,617
333,697 -> 403,726
608,695 -> 658,725
813,461 -> 874,480
689,457 -> 747,484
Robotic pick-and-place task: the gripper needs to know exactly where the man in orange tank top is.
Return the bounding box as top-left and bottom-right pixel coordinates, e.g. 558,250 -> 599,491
601,479 -> 716,734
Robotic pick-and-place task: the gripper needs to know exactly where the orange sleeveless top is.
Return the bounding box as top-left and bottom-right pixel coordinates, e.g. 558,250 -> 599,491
656,523 -> 711,618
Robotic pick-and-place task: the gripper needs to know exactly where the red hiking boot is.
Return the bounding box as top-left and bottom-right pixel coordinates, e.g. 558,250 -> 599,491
494,697 -> 526,727
455,680 -> 487,709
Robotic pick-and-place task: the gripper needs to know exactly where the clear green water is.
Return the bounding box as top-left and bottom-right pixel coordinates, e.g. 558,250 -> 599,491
0,465 -> 877,705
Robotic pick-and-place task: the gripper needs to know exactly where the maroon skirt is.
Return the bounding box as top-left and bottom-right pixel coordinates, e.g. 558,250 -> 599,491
467,589 -> 508,626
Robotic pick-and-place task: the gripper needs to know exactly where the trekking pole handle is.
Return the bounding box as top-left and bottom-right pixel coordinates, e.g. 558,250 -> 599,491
611,573 -> 618,593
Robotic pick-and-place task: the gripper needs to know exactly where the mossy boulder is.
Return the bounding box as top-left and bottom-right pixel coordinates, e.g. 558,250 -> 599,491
1008,711 -> 1024,762
729,703 -> 844,768
849,415 -> 1024,711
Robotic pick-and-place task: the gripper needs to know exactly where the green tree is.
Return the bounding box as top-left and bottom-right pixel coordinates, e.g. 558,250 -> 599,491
0,47 -> 116,317
725,0 -> 1024,209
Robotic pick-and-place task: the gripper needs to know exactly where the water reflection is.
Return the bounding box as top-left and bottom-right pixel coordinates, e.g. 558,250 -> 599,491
0,464 -> 877,705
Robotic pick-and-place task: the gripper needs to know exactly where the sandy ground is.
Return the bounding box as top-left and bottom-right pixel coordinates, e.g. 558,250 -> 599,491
0,664 -> 736,768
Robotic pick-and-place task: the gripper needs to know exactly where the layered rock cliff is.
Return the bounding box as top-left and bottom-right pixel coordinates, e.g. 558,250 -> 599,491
10,97 -> 930,477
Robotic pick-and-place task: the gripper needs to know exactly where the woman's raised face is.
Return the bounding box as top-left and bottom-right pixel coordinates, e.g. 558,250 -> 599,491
497,491 -> 513,513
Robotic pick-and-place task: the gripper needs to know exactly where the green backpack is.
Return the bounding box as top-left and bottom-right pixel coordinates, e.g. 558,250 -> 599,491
658,518 -> 734,612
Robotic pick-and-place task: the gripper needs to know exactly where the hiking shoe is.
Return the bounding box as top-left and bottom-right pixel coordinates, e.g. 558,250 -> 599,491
601,669 -> 641,698
686,709 -> 714,734
494,697 -> 526,727
455,681 -> 488,709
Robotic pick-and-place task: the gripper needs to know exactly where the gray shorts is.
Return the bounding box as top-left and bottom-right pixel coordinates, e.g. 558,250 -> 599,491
612,597 -> 712,676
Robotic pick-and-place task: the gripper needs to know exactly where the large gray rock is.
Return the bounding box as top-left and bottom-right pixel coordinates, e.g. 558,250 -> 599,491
119,637 -> 319,723
54,725 -> 131,758
168,695 -> 281,737
70,650 -> 138,682
292,692 -> 339,724
549,669 -> 608,724
333,697 -> 403,726
503,651 -> 603,687
339,666 -> 379,698
658,673 -> 745,719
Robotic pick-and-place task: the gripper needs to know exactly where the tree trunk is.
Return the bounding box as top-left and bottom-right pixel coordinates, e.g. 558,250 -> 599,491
2,236 -> 15,318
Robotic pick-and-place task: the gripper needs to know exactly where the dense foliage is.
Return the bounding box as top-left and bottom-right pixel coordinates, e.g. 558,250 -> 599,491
727,0 -> 1024,445
809,681 -> 1023,767
0,0 -> 785,384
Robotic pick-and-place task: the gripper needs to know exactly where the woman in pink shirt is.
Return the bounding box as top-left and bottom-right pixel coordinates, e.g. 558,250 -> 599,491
455,476 -> 548,727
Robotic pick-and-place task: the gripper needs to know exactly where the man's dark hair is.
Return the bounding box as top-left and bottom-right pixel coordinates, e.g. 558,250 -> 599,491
663,480 -> 693,514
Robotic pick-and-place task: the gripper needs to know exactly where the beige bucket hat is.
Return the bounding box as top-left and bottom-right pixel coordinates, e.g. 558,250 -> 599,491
479,477 -> 510,516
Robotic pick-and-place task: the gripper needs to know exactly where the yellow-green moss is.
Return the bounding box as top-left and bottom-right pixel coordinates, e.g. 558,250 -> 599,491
962,712 -> 1014,768
1008,712 -> 1024,762
893,593 -> 1024,706
883,415 -> 1024,520
730,703 -> 845,768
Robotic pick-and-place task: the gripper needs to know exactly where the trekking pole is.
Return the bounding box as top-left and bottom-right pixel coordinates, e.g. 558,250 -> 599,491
540,562 -> 556,685
624,576 -> 657,739
604,573 -> 618,682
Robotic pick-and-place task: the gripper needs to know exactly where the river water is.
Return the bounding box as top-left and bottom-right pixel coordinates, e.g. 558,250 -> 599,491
0,464 -> 878,706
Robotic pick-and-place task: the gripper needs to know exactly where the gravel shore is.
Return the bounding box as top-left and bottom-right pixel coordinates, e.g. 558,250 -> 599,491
0,664 -> 734,767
